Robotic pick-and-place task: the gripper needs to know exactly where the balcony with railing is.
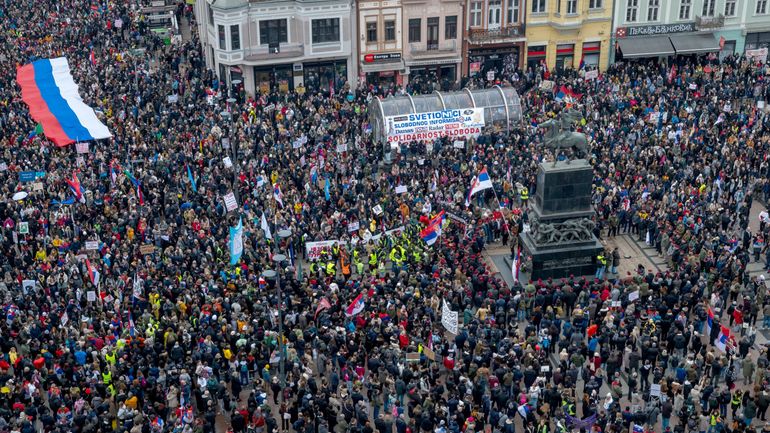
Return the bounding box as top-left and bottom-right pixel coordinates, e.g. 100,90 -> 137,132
243,43 -> 305,61
695,14 -> 725,30
468,24 -> 524,44
409,40 -> 458,56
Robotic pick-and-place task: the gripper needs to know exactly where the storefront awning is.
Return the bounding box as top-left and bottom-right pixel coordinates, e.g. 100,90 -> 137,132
361,60 -> 404,74
669,33 -> 721,54
405,57 -> 462,67
618,36 -> 675,58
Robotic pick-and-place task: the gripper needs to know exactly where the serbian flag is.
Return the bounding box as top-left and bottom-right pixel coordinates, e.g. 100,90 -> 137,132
89,49 -> 97,67
16,57 -> 111,146
420,211 -> 446,246
345,292 -> 365,317
465,168 -> 493,206
315,297 -> 332,319
511,245 -> 522,283
67,172 -> 86,204
706,306 -> 715,336
85,258 -> 100,288
273,183 -> 284,208
715,325 -> 730,352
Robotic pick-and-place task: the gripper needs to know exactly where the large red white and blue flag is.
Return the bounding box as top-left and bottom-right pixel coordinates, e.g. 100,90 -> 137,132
715,325 -> 730,352
345,292 -> 365,317
66,171 -> 86,204
465,168 -> 493,206
17,57 -> 111,146
420,211 -> 446,246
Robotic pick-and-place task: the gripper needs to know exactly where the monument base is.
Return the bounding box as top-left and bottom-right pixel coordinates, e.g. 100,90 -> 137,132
521,233 -> 604,281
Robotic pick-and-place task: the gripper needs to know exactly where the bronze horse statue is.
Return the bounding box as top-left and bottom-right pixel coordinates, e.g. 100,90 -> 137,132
538,108 -> 590,165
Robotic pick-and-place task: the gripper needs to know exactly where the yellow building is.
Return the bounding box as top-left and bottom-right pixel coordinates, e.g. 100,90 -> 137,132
523,0 -> 612,71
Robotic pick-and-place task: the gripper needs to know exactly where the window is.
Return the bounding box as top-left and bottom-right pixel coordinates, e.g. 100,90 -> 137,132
566,0 -> 577,14
626,0 -> 638,21
507,0 -> 520,24
312,18 -> 340,43
366,22 -> 377,42
679,0 -> 691,19
702,0 -> 715,16
589,0 -> 602,8
445,16 -> 457,39
724,0 -> 737,15
556,0 -> 561,13
259,19 -> 288,45
470,1 -> 482,26
218,25 -> 226,49
531,0 -> 546,13
208,5 -> 214,25
758,0 -> 768,14
230,25 -> 240,50
408,18 -> 421,42
489,0 -> 502,25
384,20 -> 396,41
648,0 -> 659,20
427,17 -> 439,49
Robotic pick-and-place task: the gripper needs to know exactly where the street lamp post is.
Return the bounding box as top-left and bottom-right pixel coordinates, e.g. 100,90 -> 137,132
264,229 -> 292,406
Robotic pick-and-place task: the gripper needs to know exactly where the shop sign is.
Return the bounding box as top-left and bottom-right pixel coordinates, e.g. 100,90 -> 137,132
385,108 -> 486,143
616,22 -> 695,38
363,53 -> 401,63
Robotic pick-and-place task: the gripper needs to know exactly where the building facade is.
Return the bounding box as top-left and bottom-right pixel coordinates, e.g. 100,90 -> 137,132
610,0 -> 748,63
401,0 -> 464,90
195,0 -> 355,95
357,0 -> 406,87
524,0 -> 613,71
462,0 -> 526,79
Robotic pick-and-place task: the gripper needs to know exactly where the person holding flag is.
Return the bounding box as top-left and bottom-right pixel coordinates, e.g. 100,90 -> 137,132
465,168 -> 494,207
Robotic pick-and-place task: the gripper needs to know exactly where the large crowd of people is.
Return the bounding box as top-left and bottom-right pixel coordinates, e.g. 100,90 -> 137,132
0,1 -> 770,433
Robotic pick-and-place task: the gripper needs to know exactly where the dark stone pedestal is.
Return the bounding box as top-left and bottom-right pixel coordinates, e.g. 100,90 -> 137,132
521,159 -> 602,280
521,232 -> 603,280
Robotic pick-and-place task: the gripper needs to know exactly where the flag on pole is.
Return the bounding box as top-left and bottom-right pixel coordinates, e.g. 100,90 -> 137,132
345,292 -> 365,317
85,258 -> 100,288
465,168 -> 493,206
420,211 -> 446,246
715,325 -> 730,352
511,245 -> 522,284
67,171 -> 86,204
229,217 -> 244,265
187,164 -> 197,193
324,177 -> 331,201
273,183 -> 284,208
261,212 -> 272,240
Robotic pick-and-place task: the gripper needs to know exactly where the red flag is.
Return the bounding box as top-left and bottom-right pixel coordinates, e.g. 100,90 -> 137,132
315,297 -> 332,319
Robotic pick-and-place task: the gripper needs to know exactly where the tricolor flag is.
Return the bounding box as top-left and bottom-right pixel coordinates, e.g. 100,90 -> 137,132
706,306 -> 715,336
511,245 -> 522,284
420,211 -> 446,246
465,168 -> 493,206
85,258 -> 100,288
345,292 -> 365,317
67,171 -> 86,204
273,183 -> 284,208
16,57 -> 112,146
715,325 -> 730,352
89,48 -> 97,67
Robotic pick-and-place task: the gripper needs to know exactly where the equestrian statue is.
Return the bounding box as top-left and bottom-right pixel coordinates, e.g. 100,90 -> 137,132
537,108 -> 589,165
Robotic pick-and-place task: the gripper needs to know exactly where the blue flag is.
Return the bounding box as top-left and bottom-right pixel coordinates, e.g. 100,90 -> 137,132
187,164 -> 197,193
229,218 -> 243,265
324,177 -> 331,201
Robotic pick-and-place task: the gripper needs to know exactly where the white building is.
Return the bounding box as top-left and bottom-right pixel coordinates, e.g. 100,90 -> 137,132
195,0 -> 356,95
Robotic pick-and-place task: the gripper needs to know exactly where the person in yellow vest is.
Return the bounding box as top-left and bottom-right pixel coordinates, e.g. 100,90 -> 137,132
368,251 -> 377,271
595,252 -> 607,280
325,261 -> 335,277
520,186 -> 529,207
